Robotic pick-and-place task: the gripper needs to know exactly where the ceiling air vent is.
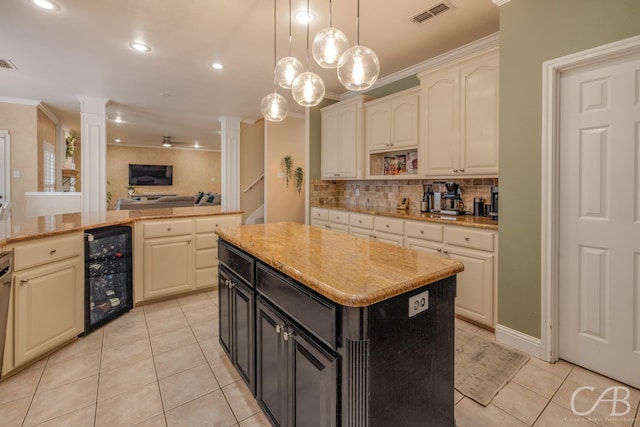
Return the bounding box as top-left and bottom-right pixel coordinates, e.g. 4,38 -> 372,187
0,59 -> 17,70
410,0 -> 455,24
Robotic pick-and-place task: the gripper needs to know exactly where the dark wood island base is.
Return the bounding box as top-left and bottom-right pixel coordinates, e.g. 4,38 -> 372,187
216,223 -> 462,427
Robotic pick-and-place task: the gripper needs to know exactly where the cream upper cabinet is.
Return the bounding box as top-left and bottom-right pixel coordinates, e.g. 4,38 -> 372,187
366,88 -> 419,152
321,96 -> 370,180
10,232 -> 84,367
418,47 -> 499,177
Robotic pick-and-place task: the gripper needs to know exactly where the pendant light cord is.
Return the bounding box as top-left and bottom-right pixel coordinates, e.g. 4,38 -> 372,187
329,0 -> 333,27
356,0 -> 360,46
273,0 -> 277,89
305,0 -> 310,69
288,0 -> 293,57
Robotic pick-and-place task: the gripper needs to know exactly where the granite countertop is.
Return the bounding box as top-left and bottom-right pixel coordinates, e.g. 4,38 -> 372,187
312,204 -> 499,230
0,206 -> 243,245
216,222 -> 464,307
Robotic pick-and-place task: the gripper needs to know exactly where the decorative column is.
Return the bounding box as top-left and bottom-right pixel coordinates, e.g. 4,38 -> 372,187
79,96 -> 109,212
219,116 -> 241,211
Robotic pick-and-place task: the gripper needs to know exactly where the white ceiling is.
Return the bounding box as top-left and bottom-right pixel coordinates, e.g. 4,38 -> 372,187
0,0 -> 499,151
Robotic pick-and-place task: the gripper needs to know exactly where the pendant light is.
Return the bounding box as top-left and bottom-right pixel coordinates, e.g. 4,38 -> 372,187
311,0 -> 349,68
292,0 -> 325,107
337,0 -> 379,91
274,0 -> 303,89
260,0 -> 288,122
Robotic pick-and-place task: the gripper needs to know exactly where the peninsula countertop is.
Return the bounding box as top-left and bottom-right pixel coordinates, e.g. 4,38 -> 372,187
0,206 -> 243,245
312,204 -> 499,230
216,222 -> 464,307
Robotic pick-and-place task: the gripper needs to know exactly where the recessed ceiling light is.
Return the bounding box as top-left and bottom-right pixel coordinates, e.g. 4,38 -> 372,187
32,0 -> 60,11
295,10 -> 315,24
113,116 -> 123,123
129,42 -> 151,53
211,63 -> 223,70
114,138 -> 121,143
194,141 -> 200,148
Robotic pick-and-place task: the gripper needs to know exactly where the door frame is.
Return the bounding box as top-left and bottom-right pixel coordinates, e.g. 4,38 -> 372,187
0,130 -> 10,203
541,34 -> 640,362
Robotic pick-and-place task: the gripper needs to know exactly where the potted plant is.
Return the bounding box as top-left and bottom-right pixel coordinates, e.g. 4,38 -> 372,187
295,166 -> 304,195
283,155 -> 293,187
126,184 -> 136,197
64,135 -> 77,169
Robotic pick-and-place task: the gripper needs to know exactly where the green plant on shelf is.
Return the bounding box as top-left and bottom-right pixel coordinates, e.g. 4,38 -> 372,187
65,135 -> 77,158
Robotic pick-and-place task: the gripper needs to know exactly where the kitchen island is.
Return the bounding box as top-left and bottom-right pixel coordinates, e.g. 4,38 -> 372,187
216,222 -> 464,427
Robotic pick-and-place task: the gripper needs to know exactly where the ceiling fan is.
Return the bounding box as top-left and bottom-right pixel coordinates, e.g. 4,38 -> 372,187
161,136 -> 191,147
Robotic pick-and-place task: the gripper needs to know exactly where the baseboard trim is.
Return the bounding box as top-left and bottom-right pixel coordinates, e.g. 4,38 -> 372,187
495,324 -> 541,359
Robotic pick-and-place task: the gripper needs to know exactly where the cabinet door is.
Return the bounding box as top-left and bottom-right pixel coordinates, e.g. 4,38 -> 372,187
218,267 -> 232,357
256,299 -> 288,427
390,91 -> 419,149
446,247 -> 494,327
233,280 -> 255,393
460,51 -> 499,175
14,257 -> 83,366
336,102 -> 358,177
290,328 -> 338,427
366,102 -> 391,151
421,68 -> 460,176
373,232 -> 404,247
321,108 -> 339,179
143,235 -> 193,299
405,238 -> 442,255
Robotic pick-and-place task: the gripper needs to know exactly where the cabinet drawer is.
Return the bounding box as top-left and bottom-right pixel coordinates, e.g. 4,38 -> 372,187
311,208 -> 329,221
143,220 -> 193,239
374,217 -> 404,235
13,233 -> 83,271
196,233 -> 217,250
329,210 -> 349,225
218,240 -> 254,286
256,262 -> 337,349
405,221 -> 443,243
445,227 -> 494,252
349,213 -> 373,229
196,248 -> 217,268
195,216 -> 239,233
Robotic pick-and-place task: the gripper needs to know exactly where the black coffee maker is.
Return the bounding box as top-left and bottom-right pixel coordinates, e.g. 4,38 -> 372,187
489,186 -> 499,221
421,184 -> 433,212
441,182 -> 464,214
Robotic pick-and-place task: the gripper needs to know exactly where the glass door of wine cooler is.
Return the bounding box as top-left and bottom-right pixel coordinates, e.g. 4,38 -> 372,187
84,225 -> 133,334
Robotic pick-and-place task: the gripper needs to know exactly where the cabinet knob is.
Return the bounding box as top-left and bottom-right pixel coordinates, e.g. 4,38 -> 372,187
358,220 -> 362,224
385,224 -> 390,228
437,248 -> 442,253
20,278 -> 29,285
334,173 -> 340,177
420,230 -> 424,234
453,169 -> 458,173
167,227 -> 172,232
464,237 -> 470,241
283,331 -> 295,341
460,168 -> 465,172
49,249 -> 57,254
443,249 -> 449,254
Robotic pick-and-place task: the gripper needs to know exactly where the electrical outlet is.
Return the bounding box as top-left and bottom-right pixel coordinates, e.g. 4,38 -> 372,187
408,290 -> 429,317
355,188 -> 360,197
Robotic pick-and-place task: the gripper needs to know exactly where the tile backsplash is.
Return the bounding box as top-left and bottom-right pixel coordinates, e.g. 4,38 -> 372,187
311,178 -> 499,212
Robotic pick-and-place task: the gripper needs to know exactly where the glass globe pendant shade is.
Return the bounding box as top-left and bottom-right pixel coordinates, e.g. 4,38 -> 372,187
274,56 -> 304,89
337,45 -> 380,91
292,71 -> 325,107
260,92 -> 289,122
312,27 -> 349,68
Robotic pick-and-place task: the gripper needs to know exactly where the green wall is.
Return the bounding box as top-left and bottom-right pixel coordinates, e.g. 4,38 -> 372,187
498,0 -> 640,338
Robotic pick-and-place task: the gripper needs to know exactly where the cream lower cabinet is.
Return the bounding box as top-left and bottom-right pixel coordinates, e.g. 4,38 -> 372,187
10,232 -> 84,367
349,213 -> 404,246
135,215 -> 241,303
405,220 -> 496,327
310,208 -> 349,233
194,216 -> 241,289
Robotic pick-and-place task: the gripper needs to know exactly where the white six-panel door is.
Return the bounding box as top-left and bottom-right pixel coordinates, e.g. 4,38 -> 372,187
558,52 -> 640,388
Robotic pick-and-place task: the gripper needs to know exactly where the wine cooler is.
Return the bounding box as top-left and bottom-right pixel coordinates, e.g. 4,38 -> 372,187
83,225 -> 133,334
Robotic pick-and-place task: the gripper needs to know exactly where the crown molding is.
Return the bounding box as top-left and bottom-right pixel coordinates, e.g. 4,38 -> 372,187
340,32 -> 500,101
491,0 -> 511,6
0,96 -> 41,106
38,103 -> 60,124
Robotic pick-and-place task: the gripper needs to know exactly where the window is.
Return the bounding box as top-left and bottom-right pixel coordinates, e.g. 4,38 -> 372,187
43,141 -> 55,192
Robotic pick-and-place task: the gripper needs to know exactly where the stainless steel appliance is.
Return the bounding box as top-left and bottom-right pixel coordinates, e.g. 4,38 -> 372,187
0,250 -> 14,379
489,186 -> 499,221
421,184 -> 433,212
473,197 -> 485,216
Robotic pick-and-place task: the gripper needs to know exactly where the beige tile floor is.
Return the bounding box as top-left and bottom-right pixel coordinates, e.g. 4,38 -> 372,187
0,290 -> 637,426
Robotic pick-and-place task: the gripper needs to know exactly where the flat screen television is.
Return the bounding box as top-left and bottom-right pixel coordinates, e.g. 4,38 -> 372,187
128,164 -> 173,186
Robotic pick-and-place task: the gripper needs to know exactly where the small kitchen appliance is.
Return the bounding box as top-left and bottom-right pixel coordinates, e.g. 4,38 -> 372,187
489,186 -> 499,221
440,182 -> 465,215
421,184 -> 434,213
473,197 -> 485,216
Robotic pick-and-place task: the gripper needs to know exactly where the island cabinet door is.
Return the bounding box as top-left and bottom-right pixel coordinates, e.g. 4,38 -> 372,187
232,279 -> 255,393
289,327 -> 338,427
256,299 -> 288,427
218,266 -> 232,356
